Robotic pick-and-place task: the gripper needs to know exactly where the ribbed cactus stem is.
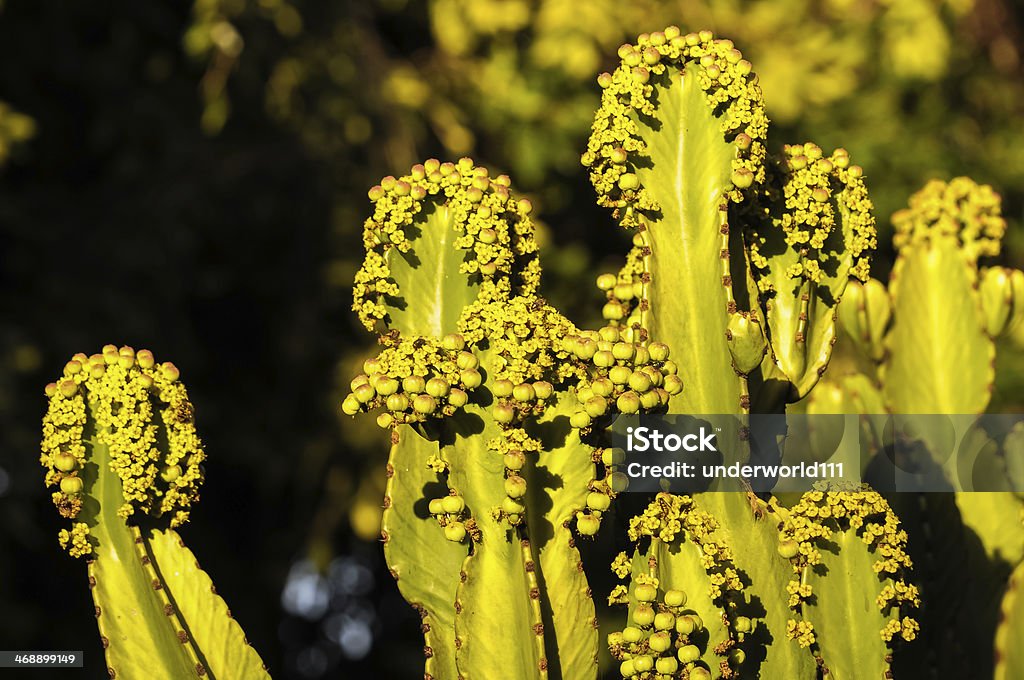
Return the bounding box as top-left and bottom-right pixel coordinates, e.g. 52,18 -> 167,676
41,347 -> 268,679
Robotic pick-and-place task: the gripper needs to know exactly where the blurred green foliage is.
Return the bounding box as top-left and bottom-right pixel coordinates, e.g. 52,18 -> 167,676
1,0 -> 1022,677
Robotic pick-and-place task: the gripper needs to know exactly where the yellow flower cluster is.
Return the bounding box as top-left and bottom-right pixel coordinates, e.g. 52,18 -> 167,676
892,176 -> 1005,261
785,619 -> 815,648
780,485 -> 918,648
41,347 -> 206,557
341,333 -> 479,428
57,522 -> 93,558
748,144 -> 876,291
582,27 -> 769,229
352,157 -> 540,332
458,294 -> 578,387
625,493 -> 744,602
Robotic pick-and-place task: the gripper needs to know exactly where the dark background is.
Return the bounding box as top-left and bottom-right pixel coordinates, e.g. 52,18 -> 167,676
1,1 -> 1022,677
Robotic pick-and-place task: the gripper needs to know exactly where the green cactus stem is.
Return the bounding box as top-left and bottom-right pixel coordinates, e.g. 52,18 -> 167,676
41,347 -> 268,679
779,486 -> 919,679
345,159 -> 606,679
995,557 -> 1024,680
583,27 -> 768,415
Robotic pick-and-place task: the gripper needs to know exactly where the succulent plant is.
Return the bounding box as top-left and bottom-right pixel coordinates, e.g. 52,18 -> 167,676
822,177 -> 1024,678
335,25 -> 933,680
40,346 -> 268,678
45,21 -> 1021,680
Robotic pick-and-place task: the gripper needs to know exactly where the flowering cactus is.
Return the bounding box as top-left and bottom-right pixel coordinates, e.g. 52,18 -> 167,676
335,25 -> 928,680
825,177 -> 1024,678
41,346 -> 268,679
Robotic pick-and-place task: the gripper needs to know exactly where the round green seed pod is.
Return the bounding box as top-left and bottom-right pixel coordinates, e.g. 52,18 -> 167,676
493,403 -> 516,424
575,338 -> 598,360
413,394 -> 437,415
376,410 -> 394,427
504,450 -> 526,470
161,462 -> 184,483
584,396 -> 608,418
617,392 -> 641,414
612,342 -> 634,361
426,378 -> 450,398
570,411 -> 592,429
690,667 -> 712,680
734,616 -> 753,633
512,383 -> 535,402
633,346 -> 650,365
376,377 -> 400,396
460,369 -> 482,390
593,350 -> 615,368
350,374 -> 369,391
533,381 -> 554,400
598,326 -> 620,343
448,388 -> 468,408
663,589 -> 687,608
609,365 -> 632,385
609,472 -> 630,492
677,645 -> 701,663
586,492 -> 611,511
363,358 -> 382,375
444,522 -> 467,542
428,498 -> 445,515
640,390 -> 661,410
675,615 -> 697,635
456,351 -> 479,370
160,363 -> 180,382
402,375 -> 426,394
504,475 -> 527,498
635,584 -> 658,602
654,612 -> 675,631
648,631 -> 672,653
663,375 -> 683,395
622,626 -> 644,644
492,379 -> 515,398
502,497 -> 526,515
632,655 -> 653,672
602,301 -> 625,320
778,539 -> 800,559
613,283 -> 634,301
633,603 -> 656,627
648,342 -> 670,361
386,393 -> 410,412
596,273 -> 617,290
619,659 -> 637,678
607,631 -> 624,648
341,396 -> 361,416
628,371 -> 652,393
441,495 -> 465,514
60,476 -> 84,495
602,448 -> 626,466
729,649 -> 746,666
618,173 -> 640,190
576,513 -> 600,536
655,657 -> 679,674
354,383 -> 376,404
591,378 -> 614,397
53,454 -> 77,473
